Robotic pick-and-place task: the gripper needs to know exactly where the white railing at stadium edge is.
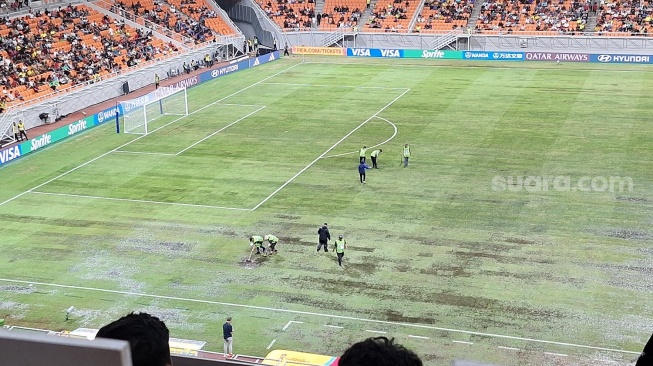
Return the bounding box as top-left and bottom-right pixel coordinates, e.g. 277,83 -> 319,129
428,29 -> 463,49
406,0 -> 426,33
0,110 -> 23,146
321,28 -> 347,47
94,0 -> 197,47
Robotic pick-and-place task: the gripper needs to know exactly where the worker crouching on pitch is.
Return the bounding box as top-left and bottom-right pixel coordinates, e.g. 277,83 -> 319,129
264,234 -> 279,254
334,235 -> 347,267
250,235 -> 266,255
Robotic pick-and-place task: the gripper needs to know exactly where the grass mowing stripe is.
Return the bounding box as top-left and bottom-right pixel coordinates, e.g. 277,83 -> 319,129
0,277 -> 640,355
29,191 -> 252,211
0,62 -> 302,208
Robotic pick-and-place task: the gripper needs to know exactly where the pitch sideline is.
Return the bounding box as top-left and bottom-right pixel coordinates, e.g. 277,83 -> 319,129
0,277 -> 639,355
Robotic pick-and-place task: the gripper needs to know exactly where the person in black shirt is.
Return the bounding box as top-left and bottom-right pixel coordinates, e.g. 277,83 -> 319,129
317,223 -> 330,252
223,316 -> 234,358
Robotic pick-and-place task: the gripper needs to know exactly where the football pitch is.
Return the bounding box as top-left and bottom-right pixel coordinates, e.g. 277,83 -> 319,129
1,56 -> 653,365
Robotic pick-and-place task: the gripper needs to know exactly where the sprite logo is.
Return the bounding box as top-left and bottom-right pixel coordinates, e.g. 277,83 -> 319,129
422,50 -> 445,58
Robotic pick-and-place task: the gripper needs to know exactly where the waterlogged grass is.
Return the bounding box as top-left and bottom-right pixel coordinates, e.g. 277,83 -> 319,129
0,57 -> 652,365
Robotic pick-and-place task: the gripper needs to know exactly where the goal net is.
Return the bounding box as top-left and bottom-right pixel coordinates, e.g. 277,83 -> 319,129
118,87 -> 188,135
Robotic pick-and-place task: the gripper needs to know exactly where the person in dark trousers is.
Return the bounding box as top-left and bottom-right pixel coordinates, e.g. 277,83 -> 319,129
17,120 -> 27,141
370,149 -> 382,168
283,44 -> 290,56
264,234 -> 279,253
250,235 -> 266,255
273,38 -> 278,51
359,161 -> 371,184
12,122 -> 20,141
334,235 -> 347,267
223,317 -> 234,358
96,312 -> 173,366
339,337 -> 422,366
402,143 -> 411,167
317,223 -> 330,252
154,74 -> 160,89
359,146 -> 367,163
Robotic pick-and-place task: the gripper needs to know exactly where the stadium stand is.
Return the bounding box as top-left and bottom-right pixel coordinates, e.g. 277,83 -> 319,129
0,4 -> 180,107
474,0 -> 589,35
164,0 -> 239,36
321,0 -> 366,30
415,0 -> 472,33
595,0 -> 651,36
257,0 -> 315,30
365,0 -> 418,32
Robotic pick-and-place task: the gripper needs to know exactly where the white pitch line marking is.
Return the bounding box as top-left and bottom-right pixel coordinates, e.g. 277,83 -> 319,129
365,330 -> 387,334
324,325 -> 344,329
263,82 -> 409,90
175,106 -> 266,155
113,151 -> 175,156
408,335 -> 430,340
0,278 -> 640,355
29,191 -> 251,211
0,62 -> 302,208
281,320 -> 303,331
216,103 -> 266,107
498,346 -> 520,351
544,352 -> 568,357
266,339 -> 276,350
452,340 -> 474,345
251,88 -> 410,211
322,116 -> 398,159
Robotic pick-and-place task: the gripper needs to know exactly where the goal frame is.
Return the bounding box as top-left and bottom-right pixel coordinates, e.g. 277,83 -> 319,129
117,87 -> 188,135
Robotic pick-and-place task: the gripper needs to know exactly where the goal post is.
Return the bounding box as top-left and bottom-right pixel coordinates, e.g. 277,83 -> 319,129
118,87 -> 188,135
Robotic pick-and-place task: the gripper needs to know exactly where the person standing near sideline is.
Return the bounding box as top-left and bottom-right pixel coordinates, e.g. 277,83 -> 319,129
358,161 -> 371,184
334,235 -> 347,267
370,149 -> 382,168
17,120 -> 28,141
264,234 -> 279,253
154,74 -> 160,89
359,146 -> 367,163
317,223 -> 330,252
223,317 -> 234,358
12,122 -> 20,141
284,43 -> 290,56
402,143 -> 411,167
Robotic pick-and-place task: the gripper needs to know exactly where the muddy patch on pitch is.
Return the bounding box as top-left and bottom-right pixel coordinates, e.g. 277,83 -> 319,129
276,214 -> 300,220
383,310 -> 436,324
606,229 -> 651,241
615,196 -> 650,203
0,285 -> 36,294
420,263 -> 473,277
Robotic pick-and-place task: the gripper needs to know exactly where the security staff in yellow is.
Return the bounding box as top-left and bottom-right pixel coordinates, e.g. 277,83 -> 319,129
359,146 -> 367,164
334,235 -> 347,267
402,143 -> 411,167
249,235 -> 266,255
264,234 -> 278,253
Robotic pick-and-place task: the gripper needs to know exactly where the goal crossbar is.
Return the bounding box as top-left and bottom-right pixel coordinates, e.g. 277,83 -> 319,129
118,86 -> 188,135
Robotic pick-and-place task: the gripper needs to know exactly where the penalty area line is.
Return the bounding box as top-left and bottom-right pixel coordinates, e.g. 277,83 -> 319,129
0,278 -> 640,356
251,89 -> 410,211
175,106 -> 266,156
29,191 -> 251,211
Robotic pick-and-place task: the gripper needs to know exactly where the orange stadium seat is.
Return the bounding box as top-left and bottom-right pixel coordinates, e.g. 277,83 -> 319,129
0,4 -> 178,107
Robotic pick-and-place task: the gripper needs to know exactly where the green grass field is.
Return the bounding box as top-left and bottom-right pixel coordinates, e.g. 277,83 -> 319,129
1,56 -> 653,365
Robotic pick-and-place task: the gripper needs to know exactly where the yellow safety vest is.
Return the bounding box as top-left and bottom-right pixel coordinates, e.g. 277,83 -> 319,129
403,146 -> 411,157
359,148 -> 366,157
335,239 -> 346,253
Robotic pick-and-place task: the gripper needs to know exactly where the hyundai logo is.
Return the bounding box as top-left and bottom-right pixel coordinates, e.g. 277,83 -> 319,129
597,55 -> 612,62
465,52 -> 472,58
493,53 -> 499,59
211,69 -> 220,78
